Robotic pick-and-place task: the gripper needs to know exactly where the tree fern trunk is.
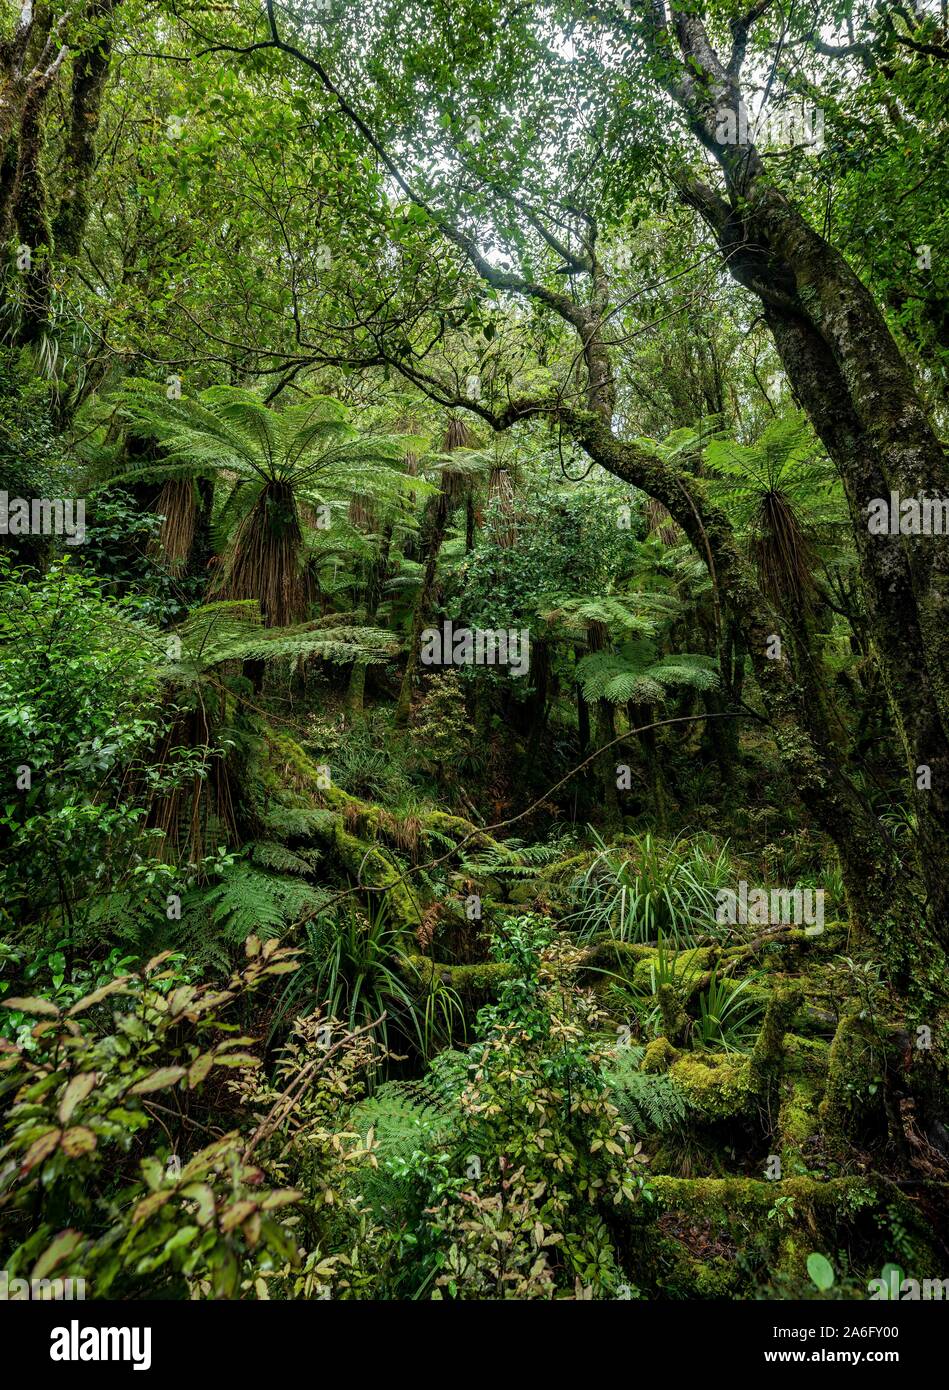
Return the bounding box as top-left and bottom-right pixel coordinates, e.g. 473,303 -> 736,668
396,419 -> 470,727
347,660 -> 367,715
366,523 -> 393,619
395,485 -> 450,726
587,621 -> 622,833
629,700 -> 667,831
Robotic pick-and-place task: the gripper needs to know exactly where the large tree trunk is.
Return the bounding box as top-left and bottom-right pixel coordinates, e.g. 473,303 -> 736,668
53,0 -> 118,257
628,699 -> 668,831
702,618 -> 743,786
679,182 -> 949,938
366,522 -> 393,620
395,475 -> 452,724
641,7 -> 949,944
346,660 -> 367,715
1,3 -> 119,344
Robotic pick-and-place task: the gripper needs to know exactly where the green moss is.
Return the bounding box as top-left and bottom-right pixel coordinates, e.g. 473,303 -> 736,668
658,982 -> 690,1044
653,1236 -> 742,1298
263,730 -> 328,800
775,1034 -> 831,1170
784,1033 -> 830,1070
508,881 -> 538,904
254,731 -> 423,933
777,1074 -> 823,1172
536,853 -> 593,882
582,938 -> 654,974
749,985 -> 803,1088
776,1229 -> 809,1282
642,1036 -> 678,1073
818,1012 -> 881,1137
419,809 -> 503,852
628,946 -> 714,992
693,1257 -> 742,1298
402,955 -> 515,998
641,988 -> 803,1122
667,1052 -> 753,1119
331,821 -> 422,933
644,1171 -> 949,1289
649,1174 -> 880,1216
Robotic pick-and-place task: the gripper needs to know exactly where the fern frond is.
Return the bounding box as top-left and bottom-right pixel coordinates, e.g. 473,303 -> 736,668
604,1046 -> 695,1134
196,862 -> 330,943
249,841 -> 322,875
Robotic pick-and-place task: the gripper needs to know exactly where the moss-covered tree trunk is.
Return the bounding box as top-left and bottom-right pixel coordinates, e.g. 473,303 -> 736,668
395,482 -> 450,726
646,6 -> 949,951
346,660 -> 367,715
53,0 -> 119,257
628,699 -> 667,831
366,522 -> 393,620
395,418 -> 470,726
1,3 -> 119,347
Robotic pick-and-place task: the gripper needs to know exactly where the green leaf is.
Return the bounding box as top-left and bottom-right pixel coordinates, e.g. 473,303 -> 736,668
806,1252 -> 835,1291
32,1230 -> 84,1280
129,1066 -> 187,1095
58,1073 -> 96,1125
209,1051 -> 260,1068
188,1053 -> 214,1089
67,978 -> 133,1015
180,1182 -> 216,1227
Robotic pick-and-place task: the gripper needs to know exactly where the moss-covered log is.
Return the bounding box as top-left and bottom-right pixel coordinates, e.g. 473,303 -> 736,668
640,1176 -> 947,1286
818,1012 -> 885,1139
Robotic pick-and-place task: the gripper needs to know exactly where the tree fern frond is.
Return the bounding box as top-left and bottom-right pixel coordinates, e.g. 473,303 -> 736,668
196,862 -> 330,944
576,647 -> 718,705
249,841 -> 322,875
162,603 -> 399,683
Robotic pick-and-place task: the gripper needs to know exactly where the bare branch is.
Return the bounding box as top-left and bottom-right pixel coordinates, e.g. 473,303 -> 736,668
727,0 -> 773,79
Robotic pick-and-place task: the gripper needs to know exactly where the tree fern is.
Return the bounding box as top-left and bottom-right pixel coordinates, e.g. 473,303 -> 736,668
249,840 -> 322,876
350,1062 -> 465,1220
576,642 -> 719,705
460,836 -> 578,879
702,412 -> 849,608
109,381 -> 429,624
113,380 -> 427,503
83,890 -> 169,948
256,804 -> 339,842
539,592 -> 679,640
